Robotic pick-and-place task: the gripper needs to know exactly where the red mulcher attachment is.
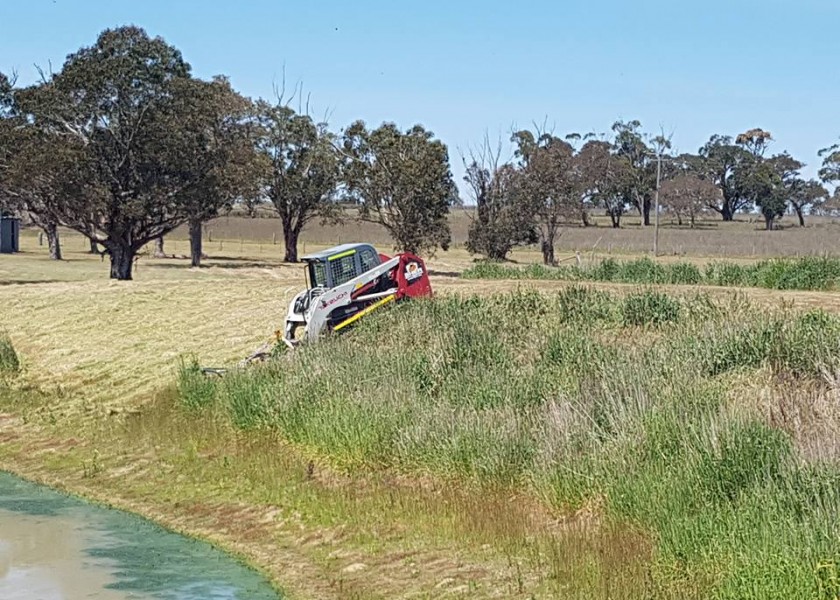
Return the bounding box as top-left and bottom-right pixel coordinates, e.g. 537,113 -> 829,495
394,253 -> 433,299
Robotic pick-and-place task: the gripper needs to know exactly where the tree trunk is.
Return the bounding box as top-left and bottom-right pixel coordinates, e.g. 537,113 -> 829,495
608,211 -> 621,228
642,196 -> 651,226
107,243 -> 135,280
721,202 -> 734,222
676,212 -> 683,227
581,210 -> 591,227
153,235 -> 166,258
794,206 -> 805,227
689,214 -> 696,229
283,222 -> 299,263
44,221 -> 62,260
189,218 -> 203,268
764,214 -> 775,231
89,238 -> 100,254
488,247 -> 510,261
541,240 -> 555,266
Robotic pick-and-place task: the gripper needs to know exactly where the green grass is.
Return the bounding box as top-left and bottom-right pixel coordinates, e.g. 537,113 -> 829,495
463,256 -> 840,291
176,287 -> 840,598
0,331 -> 20,376
621,290 -> 682,326
177,356 -> 218,409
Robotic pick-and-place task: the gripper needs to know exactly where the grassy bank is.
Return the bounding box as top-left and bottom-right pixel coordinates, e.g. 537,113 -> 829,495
179,288 -> 840,598
0,325 -> 600,599
6,236 -> 840,598
463,256 -> 840,291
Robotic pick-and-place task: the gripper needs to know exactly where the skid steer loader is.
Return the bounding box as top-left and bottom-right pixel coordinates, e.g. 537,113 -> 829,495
202,243 -> 433,375
282,242 -> 433,347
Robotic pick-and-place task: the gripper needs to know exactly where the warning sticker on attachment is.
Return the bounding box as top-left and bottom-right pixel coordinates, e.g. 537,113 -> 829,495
405,261 -> 424,281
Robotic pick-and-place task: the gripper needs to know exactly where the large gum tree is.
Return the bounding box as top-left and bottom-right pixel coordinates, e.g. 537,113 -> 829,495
341,121 -> 458,256
255,101 -> 341,263
13,27 -> 245,280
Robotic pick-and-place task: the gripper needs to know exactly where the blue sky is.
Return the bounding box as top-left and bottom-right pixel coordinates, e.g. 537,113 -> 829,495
1,0 -> 838,191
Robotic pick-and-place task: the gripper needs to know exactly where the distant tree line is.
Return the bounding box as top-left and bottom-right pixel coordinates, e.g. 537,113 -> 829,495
464,123 -> 840,264
0,27 -> 455,279
1,26 -> 839,276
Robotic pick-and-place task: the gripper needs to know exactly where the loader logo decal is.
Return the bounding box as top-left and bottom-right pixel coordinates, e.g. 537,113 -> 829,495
320,291 -> 348,308
404,262 -> 424,281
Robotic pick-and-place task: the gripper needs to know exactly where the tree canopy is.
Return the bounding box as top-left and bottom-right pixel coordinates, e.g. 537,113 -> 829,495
6,27 -> 257,278
341,121 -> 457,255
255,101 -> 341,262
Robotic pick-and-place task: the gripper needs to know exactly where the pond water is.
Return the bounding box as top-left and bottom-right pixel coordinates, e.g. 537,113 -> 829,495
0,471 -> 280,599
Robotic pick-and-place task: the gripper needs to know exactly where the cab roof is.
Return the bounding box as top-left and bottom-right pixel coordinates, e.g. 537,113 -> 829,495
300,243 -> 376,262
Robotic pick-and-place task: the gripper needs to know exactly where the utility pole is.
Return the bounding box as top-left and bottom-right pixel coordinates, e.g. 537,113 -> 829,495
654,150 -> 662,257
649,130 -> 672,257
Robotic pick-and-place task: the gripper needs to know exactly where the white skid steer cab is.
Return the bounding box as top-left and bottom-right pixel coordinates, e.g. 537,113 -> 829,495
282,243 -> 433,348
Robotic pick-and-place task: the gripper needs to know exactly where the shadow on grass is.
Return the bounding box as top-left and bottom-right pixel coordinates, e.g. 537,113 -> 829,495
0,279 -> 65,286
192,255 -> 272,262
148,260 -> 282,270
429,270 -> 462,278
660,222 -> 719,230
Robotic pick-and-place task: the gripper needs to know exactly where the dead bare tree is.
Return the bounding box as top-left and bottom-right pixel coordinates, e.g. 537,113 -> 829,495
461,132 -> 535,260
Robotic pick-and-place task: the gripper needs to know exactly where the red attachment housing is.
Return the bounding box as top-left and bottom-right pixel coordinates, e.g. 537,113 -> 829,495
394,253 -> 433,299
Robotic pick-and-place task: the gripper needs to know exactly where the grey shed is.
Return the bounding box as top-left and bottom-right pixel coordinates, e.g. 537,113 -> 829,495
0,216 -> 20,253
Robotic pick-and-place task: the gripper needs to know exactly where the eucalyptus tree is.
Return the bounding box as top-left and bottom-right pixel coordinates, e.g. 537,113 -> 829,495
573,139 -> 631,229
511,130 -> 583,264
255,101 -> 341,262
698,135 -> 753,221
168,76 -> 261,267
611,120 -> 656,225
12,27 -> 249,279
0,123 -> 87,259
0,71 -> 88,259
819,139 -> 840,185
732,129 -> 791,230
788,179 -> 828,227
341,121 -> 457,255
739,161 -> 786,230
462,136 -> 535,260
660,174 -> 718,228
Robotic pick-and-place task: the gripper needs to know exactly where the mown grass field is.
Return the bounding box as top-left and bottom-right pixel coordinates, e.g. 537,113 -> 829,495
3,220 -> 840,599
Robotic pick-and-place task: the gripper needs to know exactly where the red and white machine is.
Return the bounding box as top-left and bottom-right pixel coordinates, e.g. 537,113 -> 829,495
282,243 -> 433,347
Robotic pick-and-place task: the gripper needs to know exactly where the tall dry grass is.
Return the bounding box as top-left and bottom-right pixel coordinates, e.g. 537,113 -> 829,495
178,288 -> 840,598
